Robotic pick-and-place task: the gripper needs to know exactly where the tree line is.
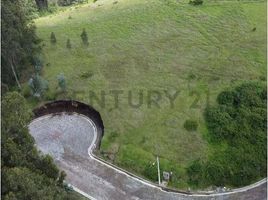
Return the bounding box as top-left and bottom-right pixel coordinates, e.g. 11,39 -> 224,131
2,92 -> 86,199
1,0 -> 41,91
1,0 -> 83,199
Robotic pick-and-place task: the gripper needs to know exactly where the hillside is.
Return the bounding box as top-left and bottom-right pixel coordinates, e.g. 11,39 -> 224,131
33,0 -> 267,189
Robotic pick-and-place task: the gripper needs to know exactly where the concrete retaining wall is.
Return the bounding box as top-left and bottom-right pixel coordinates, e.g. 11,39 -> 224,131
33,100 -> 104,149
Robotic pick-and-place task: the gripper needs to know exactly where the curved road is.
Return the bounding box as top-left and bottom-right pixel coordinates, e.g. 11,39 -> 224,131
28,113 -> 267,200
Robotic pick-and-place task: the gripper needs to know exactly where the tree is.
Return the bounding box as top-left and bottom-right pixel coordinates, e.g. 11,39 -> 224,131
57,73 -> 66,92
66,39 -> 71,49
1,92 -> 32,133
34,0 -> 48,10
58,171 -> 67,185
1,92 -> 85,199
35,155 -> 59,180
187,82 -> 267,188
50,32 -> 57,44
1,0 -> 41,90
80,29 -> 89,46
28,74 -> 48,97
58,0 -> 72,6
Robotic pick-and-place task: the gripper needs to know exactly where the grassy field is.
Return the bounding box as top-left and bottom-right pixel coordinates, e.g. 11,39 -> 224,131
33,0 -> 266,189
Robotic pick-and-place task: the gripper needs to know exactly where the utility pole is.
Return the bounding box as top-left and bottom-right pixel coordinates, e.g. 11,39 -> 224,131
157,156 -> 161,185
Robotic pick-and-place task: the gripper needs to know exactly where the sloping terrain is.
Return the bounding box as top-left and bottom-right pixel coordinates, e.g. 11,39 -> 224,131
34,0 -> 267,188
28,113 -> 267,200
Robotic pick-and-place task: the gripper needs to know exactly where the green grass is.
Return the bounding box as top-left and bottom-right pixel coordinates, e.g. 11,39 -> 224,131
33,0 -> 266,189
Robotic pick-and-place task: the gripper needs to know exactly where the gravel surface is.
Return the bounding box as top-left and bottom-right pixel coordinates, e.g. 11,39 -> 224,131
28,113 -> 267,200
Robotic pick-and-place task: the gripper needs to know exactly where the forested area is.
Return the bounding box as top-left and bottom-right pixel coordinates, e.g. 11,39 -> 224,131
1,0 -> 85,199
1,92 -> 87,199
1,0 -> 42,92
187,82 -> 267,188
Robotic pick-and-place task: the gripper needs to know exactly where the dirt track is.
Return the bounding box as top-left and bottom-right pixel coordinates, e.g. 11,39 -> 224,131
28,113 -> 267,200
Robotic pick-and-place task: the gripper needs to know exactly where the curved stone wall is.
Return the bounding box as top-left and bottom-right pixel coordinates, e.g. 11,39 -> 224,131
33,100 -> 104,149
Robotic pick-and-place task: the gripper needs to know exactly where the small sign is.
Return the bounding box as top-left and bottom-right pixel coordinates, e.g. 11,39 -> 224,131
163,171 -> 170,181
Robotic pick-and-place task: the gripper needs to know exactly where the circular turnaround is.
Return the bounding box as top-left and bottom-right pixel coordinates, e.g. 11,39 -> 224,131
32,100 -> 104,149
29,114 -> 96,161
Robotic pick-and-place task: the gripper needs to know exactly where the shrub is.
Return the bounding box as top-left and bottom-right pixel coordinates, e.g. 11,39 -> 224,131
189,0 -> 203,5
47,2 -> 58,13
233,82 -> 266,108
143,162 -> 158,182
184,120 -> 198,131
57,0 -> 72,6
66,39 -> 71,49
187,159 -> 203,186
80,28 -> 89,46
217,91 -> 234,105
33,55 -> 44,73
28,74 -> 48,98
22,85 -> 32,98
50,32 -> 57,44
44,89 -> 57,101
57,73 -> 66,92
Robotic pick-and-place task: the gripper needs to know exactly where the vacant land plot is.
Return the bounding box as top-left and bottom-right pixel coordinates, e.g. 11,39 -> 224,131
33,0 -> 266,189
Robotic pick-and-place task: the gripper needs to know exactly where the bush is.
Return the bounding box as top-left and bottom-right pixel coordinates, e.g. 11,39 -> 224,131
183,120 -> 198,131
80,28 -> 89,46
33,55 -> 44,73
217,91 -> 234,105
233,82 -> 266,108
58,0 -> 72,6
189,0 -> 203,5
50,32 -> 57,44
44,89 -> 57,101
57,73 -> 66,92
187,159 -> 203,186
58,0 -> 87,6
66,39 -> 71,49
143,162 -> 158,182
28,74 -> 49,98
22,85 -> 32,98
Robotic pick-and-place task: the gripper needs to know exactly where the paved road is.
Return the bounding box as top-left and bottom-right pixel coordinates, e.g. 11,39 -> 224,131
28,113 -> 267,200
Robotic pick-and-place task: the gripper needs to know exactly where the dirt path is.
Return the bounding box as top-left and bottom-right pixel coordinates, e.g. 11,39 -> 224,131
28,113 -> 267,200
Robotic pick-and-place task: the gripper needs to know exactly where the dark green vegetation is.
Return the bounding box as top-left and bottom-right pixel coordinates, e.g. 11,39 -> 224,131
189,0 -> 203,6
1,92 -> 87,199
57,0 -> 88,7
1,0 -> 41,91
67,39 -> 72,49
1,0 -> 85,198
51,32 -> 57,44
187,82 -> 267,188
184,120 -> 198,131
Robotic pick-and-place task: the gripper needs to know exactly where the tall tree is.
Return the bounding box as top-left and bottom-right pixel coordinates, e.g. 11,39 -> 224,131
1,92 -> 85,199
34,0 -> 48,10
80,28 -> 89,46
1,0 -> 41,90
